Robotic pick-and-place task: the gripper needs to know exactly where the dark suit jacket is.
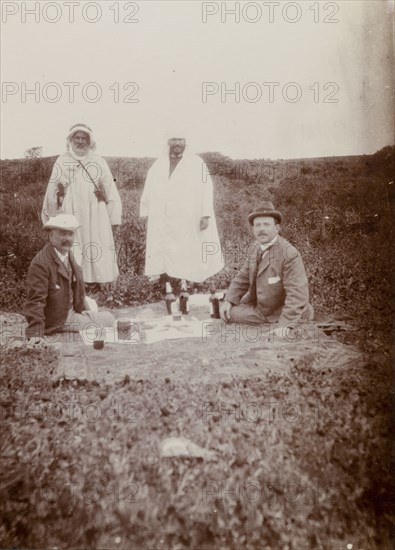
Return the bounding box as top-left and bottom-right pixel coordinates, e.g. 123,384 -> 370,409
226,236 -> 312,324
24,243 -> 85,338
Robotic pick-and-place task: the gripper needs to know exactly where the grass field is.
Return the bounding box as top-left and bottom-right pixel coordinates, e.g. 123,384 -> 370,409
0,147 -> 394,548
1,342 -> 393,549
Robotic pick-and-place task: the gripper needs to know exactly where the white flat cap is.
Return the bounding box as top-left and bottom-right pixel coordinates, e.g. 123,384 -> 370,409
43,213 -> 80,231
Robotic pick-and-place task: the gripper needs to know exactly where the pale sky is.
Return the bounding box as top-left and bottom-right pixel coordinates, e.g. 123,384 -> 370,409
1,0 -> 393,159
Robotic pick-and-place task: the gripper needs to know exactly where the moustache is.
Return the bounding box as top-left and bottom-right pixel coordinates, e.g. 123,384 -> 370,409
61,240 -> 72,246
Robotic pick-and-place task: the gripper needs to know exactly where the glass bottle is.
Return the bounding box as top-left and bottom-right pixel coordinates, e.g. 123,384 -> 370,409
209,284 -> 220,319
179,280 -> 189,315
165,282 -> 176,315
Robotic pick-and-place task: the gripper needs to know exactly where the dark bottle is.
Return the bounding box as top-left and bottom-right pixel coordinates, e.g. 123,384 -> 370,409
165,282 -> 176,315
209,285 -> 220,319
179,280 -> 189,315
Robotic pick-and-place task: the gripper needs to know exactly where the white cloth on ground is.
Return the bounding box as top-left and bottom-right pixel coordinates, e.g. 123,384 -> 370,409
63,308 -> 115,332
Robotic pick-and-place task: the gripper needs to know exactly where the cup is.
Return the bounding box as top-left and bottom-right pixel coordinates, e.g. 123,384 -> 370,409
117,317 -> 134,340
93,339 -> 104,350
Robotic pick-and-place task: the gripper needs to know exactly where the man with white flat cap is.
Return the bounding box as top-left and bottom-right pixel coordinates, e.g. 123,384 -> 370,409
24,213 -> 115,340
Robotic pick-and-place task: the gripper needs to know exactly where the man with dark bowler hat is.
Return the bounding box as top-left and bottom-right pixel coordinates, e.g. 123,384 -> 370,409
221,201 -> 313,326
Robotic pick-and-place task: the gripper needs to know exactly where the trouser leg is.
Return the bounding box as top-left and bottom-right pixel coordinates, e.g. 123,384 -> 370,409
229,304 -> 268,325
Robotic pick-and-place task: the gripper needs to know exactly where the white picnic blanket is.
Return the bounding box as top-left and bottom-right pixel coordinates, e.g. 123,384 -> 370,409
79,315 -> 216,345
80,322 -> 140,345
142,315 -> 214,344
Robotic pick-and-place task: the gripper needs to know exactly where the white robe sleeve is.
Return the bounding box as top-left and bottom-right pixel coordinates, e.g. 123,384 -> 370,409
41,158 -> 63,223
201,160 -> 214,218
100,159 -> 122,225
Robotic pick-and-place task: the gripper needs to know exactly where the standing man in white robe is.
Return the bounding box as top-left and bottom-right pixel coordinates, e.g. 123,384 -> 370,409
42,123 -> 122,284
140,134 -> 224,283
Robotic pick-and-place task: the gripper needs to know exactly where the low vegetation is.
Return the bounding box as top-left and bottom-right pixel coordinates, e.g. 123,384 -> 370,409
0,147 -> 393,548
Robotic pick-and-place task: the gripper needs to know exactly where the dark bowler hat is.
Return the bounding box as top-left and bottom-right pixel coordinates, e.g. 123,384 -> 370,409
248,201 -> 283,225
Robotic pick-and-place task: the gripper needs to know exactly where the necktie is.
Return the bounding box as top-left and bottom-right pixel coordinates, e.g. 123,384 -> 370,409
64,255 -> 73,306
62,255 -> 71,276
250,248 -> 265,307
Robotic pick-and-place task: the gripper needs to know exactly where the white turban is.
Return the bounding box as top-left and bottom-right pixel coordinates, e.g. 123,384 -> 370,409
66,123 -> 96,151
163,126 -> 193,155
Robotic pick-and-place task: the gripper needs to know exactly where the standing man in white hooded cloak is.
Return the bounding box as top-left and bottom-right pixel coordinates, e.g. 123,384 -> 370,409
42,123 -> 122,284
140,133 -> 224,283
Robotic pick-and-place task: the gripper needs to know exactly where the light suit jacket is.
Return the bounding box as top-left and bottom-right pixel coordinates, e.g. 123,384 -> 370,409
226,236 -> 312,324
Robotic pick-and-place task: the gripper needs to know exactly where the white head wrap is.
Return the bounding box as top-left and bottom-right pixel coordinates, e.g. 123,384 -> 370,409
66,123 -> 96,157
163,126 -> 192,156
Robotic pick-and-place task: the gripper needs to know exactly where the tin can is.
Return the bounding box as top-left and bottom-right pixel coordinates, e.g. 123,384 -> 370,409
117,317 -> 133,340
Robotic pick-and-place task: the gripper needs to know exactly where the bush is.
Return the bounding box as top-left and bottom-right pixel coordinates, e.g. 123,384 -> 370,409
97,273 -> 163,307
0,264 -> 26,310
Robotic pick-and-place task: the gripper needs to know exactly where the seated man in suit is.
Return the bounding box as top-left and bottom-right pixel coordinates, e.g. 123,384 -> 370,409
24,213 -> 115,340
221,202 -> 313,327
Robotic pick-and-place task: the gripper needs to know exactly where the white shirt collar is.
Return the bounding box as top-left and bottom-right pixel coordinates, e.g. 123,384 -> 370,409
54,248 -> 69,264
259,236 -> 278,251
